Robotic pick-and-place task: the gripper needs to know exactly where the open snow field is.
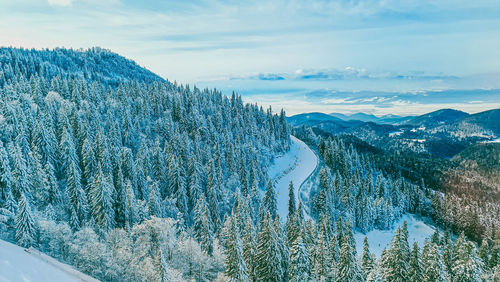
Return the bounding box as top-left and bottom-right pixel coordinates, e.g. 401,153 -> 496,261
0,239 -> 98,282
354,213 -> 436,258
268,135 -> 318,220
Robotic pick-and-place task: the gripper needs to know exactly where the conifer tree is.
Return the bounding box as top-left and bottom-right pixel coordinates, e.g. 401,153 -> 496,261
381,226 -> 409,281
89,165 -> 115,230
242,217 -> 257,281
312,217 -> 331,280
289,231 -> 311,282
224,216 -> 248,281
255,213 -> 283,282
478,238 -> 489,269
452,234 -> 483,282
361,237 -> 374,279
337,239 -> 359,282
15,193 -> 38,247
408,242 -> 423,282
263,180 -> 277,219
67,160 -> 88,223
288,181 -> 296,219
155,249 -> 169,282
490,240 -> 499,270
422,241 -> 446,282
148,182 -> 162,218
0,142 -> 14,202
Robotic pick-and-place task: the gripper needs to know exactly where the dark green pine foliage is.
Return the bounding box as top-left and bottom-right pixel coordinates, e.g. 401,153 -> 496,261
422,240 -> 446,282
263,180 -> 277,219
155,249 -> 169,282
15,193 -> 38,247
490,240 -> 499,270
451,232 -> 483,282
289,231 -> 311,282
408,242 -> 423,282
255,213 -> 283,282
288,181 -> 296,220
89,165 -> 115,230
361,237 -> 375,279
380,225 -> 409,281
224,216 -> 248,281
242,217 -> 257,281
337,239 -> 360,282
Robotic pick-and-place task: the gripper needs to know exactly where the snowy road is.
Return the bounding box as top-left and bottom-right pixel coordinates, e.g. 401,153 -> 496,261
268,136 -> 318,220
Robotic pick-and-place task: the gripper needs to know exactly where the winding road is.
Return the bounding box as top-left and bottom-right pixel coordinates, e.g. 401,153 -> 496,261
267,135 -> 318,220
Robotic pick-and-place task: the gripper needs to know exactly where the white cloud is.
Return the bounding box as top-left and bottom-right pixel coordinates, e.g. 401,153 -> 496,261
48,0 -> 72,7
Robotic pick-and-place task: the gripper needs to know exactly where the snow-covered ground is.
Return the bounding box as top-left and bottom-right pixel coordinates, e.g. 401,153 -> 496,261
354,213 -> 435,258
268,135 -> 318,220
483,138 -> 500,143
0,239 -> 98,282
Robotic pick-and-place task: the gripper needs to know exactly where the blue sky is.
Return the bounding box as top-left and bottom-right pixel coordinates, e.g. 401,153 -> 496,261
1,0 -> 500,115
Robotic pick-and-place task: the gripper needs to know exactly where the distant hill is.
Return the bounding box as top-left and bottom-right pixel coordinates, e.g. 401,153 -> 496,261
329,112 -> 413,124
404,109 -> 469,127
459,109 -> 500,135
289,108 -> 500,158
444,143 -> 500,202
0,47 -> 165,86
288,112 -> 364,134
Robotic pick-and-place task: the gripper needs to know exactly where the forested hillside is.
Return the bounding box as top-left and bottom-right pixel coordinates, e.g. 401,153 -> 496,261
0,47 -> 164,87
0,47 -> 498,281
0,47 -> 290,280
218,125 -> 500,281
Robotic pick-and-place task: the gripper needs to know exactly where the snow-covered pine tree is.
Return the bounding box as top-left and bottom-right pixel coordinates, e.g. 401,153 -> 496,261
155,248 -> 169,282
451,232 -> 484,282
337,238 -> 360,281
89,165 -> 115,230
361,237 -> 375,279
289,231 -> 311,282
224,216 -> 248,281
263,180 -> 277,219
288,181 -> 296,219
67,160 -> 88,223
255,213 -> 283,282
242,217 -> 257,281
408,242 -> 423,282
312,217 -> 332,280
15,193 -> 38,247
148,182 -> 162,218
422,240 -> 446,282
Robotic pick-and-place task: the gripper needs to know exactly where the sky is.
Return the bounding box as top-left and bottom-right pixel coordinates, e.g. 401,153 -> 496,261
1,0 -> 500,115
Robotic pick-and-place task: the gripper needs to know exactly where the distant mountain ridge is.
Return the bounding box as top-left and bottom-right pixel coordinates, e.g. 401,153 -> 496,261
289,108 -> 500,158
329,112 -> 414,124
403,109 -> 469,127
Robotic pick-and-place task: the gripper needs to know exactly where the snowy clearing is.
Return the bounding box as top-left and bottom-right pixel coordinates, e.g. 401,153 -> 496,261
268,135 -> 318,220
354,213 -> 435,258
0,239 -> 98,282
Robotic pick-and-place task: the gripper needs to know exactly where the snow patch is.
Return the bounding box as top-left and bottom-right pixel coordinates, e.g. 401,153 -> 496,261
388,130 -> 403,137
0,239 -> 98,282
354,214 -> 435,258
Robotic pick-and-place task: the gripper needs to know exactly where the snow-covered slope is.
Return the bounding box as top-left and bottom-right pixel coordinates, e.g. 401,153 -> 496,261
354,213 -> 435,258
268,135 -> 318,220
0,239 -> 99,282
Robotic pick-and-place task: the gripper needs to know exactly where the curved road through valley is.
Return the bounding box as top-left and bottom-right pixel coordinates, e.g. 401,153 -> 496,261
267,136 -> 318,220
